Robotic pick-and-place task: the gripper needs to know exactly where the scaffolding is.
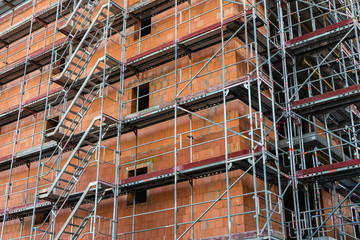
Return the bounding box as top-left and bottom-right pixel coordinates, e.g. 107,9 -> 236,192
0,0 -> 358,239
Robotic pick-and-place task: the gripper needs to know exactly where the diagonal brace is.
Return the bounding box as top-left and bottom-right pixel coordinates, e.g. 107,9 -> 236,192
308,181 -> 360,239
177,157 -> 262,239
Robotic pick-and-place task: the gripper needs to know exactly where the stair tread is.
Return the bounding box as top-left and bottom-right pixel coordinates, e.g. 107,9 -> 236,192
68,223 -> 80,227
64,117 -> 79,124
68,163 -> 85,169
78,207 -> 92,212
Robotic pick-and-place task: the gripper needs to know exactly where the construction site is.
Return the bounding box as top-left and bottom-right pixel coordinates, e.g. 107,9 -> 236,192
0,0 -> 359,239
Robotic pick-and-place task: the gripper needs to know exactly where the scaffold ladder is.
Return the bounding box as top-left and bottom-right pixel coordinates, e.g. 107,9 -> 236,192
41,55 -> 120,185
46,55 -> 120,142
59,0 -> 101,39
54,180 -> 115,240
53,0 -> 123,88
36,114 -> 118,239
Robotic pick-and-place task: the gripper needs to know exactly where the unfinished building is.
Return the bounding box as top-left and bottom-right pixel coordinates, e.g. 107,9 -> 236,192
0,0 -> 359,239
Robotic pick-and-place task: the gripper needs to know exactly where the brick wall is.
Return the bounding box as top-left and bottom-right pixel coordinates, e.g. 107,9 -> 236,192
0,1 -> 282,239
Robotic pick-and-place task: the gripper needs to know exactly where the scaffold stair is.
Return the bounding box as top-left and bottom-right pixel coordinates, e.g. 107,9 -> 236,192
59,0 -> 100,38
47,55 -> 120,143
40,114 -> 118,201
36,114 -> 118,239
64,0 -> 98,32
54,180 -> 114,240
52,0 -> 123,88
42,56 -> 120,191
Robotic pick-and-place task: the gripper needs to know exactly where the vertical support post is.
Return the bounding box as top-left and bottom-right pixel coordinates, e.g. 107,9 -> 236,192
131,130 -> 138,240
276,1 -> 302,239
30,0 -> 62,237
113,0 -> 128,238
220,0 -> 231,238
2,1 -> 36,239
92,2 -> 112,239
174,0 -> 179,238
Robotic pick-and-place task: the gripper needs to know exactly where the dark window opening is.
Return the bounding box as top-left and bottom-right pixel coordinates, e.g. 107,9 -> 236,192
141,18 -> 151,37
138,83 -> 149,111
127,167 -> 148,205
60,57 -> 66,72
131,83 -> 150,113
53,57 -> 66,75
45,116 -> 59,142
128,166 -> 148,177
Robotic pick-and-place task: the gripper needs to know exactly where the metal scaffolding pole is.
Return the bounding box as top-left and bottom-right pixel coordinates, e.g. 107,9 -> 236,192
0,0 -> 36,239
0,0 -> 360,239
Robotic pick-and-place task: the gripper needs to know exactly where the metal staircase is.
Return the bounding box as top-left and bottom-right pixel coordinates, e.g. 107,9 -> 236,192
36,114 -> 118,239
32,1 -> 124,238
40,0 -> 124,178
46,0 -> 122,140
58,0 -> 101,39
40,113 -> 118,201
41,55 -> 120,182
46,55 -> 121,142
52,0 -> 101,87
54,180 -> 115,240
53,0 -> 123,88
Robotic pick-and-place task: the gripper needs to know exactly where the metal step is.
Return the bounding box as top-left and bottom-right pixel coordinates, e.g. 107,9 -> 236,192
96,65 -> 105,71
77,148 -> 89,153
86,81 -> 97,88
74,54 -> 84,60
93,73 -> 103,81
73,102 -> 85,108
58,23 -> 74,35
69,110 -> 81,116
74,10 -> 88,18
63,231 -> 74,235
68,163 -> 85,169
65,68 -> 80,76
81,87 -> 96,94
78,207 -> 92,213
100,12 -> 108,18
83,199 -> 95,204
68,223 -> 80,228
70,61 -> 85,68
60,124 -> 75,132
82,40 -> 95,48
78,96 -> 91,102
73,155 -> 85,161
65,117 -> 79,124
63,170 -> 79,177
78,48 -> 91,55
87,132 -> 99,139
87,34 -> 101,42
